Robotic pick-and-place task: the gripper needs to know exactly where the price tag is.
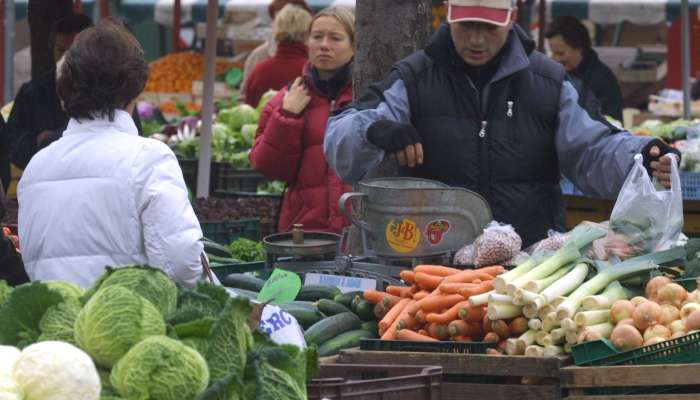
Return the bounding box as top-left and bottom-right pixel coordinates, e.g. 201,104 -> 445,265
257,269 -> 301,304
304,273 -> 377,293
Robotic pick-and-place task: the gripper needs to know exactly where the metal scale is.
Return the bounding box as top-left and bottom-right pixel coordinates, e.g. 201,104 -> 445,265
261,178 -> 493,289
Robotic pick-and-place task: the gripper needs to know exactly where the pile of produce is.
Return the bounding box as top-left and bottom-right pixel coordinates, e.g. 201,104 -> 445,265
361,222 -> 694,359
360,265 -> 506,344
222,276 -> 379,357
144,52 -> 238,93
193,197 -> 281,236
606,276 -> 700,351
0,266 -> 317,400
203,237 -> 265,266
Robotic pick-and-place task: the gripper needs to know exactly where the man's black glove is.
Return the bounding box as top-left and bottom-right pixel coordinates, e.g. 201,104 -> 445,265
641,138 -> 681,176
366,120 -> 421,153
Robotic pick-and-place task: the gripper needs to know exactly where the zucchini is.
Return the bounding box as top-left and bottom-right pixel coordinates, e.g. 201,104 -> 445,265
229,288 -> 259,300
304,312 -> 361,345
203,240 -> 232,258
208,254 -> 243,264
315,299 -> 352,316
296,285 -> 342,302
334,291 -> 364,308
353,299 -> 375,321
278,302 -> 324,329
222,274 -> 266,292
318,329 -> 377,357
360,320 -> 379,335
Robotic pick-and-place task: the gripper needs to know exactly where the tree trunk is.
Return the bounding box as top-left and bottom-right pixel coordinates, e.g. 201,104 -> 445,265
353,0 -> 432,97
28,0 -> 74,80
345,0 -> 432,256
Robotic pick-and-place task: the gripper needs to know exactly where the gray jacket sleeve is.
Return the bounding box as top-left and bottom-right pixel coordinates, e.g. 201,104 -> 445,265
324,77 -> 412,183
557,80 -> 652,198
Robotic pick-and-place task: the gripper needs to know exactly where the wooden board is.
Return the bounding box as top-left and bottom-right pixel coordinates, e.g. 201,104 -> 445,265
338,349 -> 566,400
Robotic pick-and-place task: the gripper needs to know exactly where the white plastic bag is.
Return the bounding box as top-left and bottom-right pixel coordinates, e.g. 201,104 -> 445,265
607,154 -> 683,259
473,221 -> 522,267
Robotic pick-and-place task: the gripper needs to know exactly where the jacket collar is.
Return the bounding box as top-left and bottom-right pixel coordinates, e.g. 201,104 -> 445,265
572,47 -> 597,77
275,41 -> 308,59
63,109 -> 138,137
425,23 -> 533,84
303,62 -> 353,100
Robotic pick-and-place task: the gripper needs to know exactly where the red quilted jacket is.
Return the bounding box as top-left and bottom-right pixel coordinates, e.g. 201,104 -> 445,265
249,63 -> 353,234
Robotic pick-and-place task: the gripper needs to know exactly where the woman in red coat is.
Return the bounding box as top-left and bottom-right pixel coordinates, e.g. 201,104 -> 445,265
244,4 -> 313,107
250,7 -> 355,234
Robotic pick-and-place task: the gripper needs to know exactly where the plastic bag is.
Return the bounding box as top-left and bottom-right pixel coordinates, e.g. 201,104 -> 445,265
453,244 -> 475,265
527,230 -> 569,255
607,154 -> 683,259
473,221 -> 522,267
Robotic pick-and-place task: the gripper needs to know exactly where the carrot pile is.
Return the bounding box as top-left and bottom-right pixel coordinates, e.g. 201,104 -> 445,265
145,52 -> 239,93
363,264 -> 512,349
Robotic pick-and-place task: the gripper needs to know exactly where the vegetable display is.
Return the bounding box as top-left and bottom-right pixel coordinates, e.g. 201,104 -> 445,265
0,266 -> 318,399
144,52 -> 238,93
223,276 -> 380,356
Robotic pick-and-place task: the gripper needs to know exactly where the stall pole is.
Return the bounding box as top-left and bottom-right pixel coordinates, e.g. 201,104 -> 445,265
681,0 -> 691,119
100,0 -> 109,18
3,0 -> 14,104
172,0 -> 182,52
538,0 -> 546,51
196,0 -> 218,198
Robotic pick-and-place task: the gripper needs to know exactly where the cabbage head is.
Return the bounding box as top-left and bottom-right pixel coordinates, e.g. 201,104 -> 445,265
111,336 -> 209,400
0,280 -> 12,306
256,89 -> 278,114
46,281 -> 84,300
75,285 -> 166,368
218,104 -> 259,132
240,124 -> 257,148
84,266 -> 177,318
38,300 -> 82,344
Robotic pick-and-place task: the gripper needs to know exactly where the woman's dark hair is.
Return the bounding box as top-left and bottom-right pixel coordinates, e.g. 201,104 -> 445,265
56,17 -> 148,121
545,16 -> 592,50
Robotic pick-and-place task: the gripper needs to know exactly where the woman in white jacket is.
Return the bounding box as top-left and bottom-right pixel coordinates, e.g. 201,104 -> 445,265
18,18 -> 205,288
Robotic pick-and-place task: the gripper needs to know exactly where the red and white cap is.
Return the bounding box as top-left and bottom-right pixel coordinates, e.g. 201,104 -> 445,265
447,0 -> 513,27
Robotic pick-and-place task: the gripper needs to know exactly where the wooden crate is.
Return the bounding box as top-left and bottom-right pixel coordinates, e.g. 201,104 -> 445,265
565,195 -> 700,237
560,363 -> 700,399
337,349 -> 567,400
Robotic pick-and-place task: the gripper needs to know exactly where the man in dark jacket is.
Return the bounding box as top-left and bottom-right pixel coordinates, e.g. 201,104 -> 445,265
545,16 -> 623,122
5,13 -> 142,171
324,0 -> 678,246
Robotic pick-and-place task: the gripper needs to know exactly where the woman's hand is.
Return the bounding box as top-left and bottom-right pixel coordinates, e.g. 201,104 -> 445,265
282,77 -> 312,115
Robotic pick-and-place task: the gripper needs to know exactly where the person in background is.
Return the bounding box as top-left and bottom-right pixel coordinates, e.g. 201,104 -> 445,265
240,0 -> 313,97
250,7 -> 355,234
5,13 -> 142,171
546,16 -> 623,121
324,0 -> 677,247
18,18 -> 204,288
244,4 -> 313,107
0,116 -> 9,193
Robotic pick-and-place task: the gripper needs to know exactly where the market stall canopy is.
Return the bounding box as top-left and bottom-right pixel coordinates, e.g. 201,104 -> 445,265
549,0 -> 700,25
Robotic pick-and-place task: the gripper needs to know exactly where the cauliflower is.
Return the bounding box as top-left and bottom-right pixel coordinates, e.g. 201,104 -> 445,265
0,346 -> 22,400
110,336 -> 209,400
12,341 -> 100,400
75,285 -> 166,368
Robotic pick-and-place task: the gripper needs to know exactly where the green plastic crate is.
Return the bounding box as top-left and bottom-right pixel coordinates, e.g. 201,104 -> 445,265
200,218 -> 261,244
572,332 -> 700,367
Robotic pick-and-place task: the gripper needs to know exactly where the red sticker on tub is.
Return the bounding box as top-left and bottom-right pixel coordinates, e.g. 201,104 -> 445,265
425,219 -> 451,245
